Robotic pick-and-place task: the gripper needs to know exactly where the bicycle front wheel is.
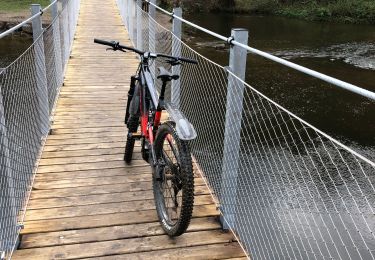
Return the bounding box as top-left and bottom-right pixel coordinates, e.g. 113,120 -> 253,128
124,115 -> 139,163
153,122 -> 194,237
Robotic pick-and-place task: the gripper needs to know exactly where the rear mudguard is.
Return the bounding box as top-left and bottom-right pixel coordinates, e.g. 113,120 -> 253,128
164,102 -> 197,141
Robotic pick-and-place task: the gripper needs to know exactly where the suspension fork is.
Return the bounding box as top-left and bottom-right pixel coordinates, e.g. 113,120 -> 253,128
147,110 -> 168,181
125,75 -> 138,124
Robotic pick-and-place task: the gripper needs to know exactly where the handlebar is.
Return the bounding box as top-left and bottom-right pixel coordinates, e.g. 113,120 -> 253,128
94,38 -> 198,65
156,53 -> 198,65
94,38 -> 144,55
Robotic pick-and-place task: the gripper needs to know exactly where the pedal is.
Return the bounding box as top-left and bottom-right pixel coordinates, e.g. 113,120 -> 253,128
129,132 -> 142,139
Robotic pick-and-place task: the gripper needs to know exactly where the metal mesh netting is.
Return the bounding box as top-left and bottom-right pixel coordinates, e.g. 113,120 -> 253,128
117,1 -> 375,260
0,0 -> 79,258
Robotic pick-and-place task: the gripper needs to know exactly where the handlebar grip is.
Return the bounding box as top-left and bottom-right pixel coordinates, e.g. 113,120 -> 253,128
94,38 -> 116,47
179,57 -> 198,64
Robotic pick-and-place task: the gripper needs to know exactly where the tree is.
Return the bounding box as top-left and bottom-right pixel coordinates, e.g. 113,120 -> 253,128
173,0 -> 181,7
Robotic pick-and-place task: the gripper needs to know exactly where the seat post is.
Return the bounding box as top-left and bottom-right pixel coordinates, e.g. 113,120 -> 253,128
158,80 -> 168,111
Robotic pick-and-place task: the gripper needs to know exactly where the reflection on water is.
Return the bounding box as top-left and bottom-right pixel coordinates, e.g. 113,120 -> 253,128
273,42 -> 375,70
184,13 -> 375,157
180,13 -> 375,260
0,34 -> 32,68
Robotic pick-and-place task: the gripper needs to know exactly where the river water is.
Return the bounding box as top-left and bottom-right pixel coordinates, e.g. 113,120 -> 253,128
178,14 -> 375,259
0,34 -> 32,68
184,13 -> 375,161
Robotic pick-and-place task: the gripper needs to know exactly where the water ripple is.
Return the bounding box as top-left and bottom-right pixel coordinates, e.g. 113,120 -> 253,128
272,42 -> 375,70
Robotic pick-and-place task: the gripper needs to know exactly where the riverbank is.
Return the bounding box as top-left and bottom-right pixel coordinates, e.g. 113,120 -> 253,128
0,0 -> 51,33
267,1 -> 375,24
0,0 -> 50,12
162,0 -> 375,24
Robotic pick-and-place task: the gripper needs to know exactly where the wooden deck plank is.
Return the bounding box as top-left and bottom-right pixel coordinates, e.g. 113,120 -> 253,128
14,230 -> 235,259
34,165 -> 148,180
14,0 -> 246,258
79,243 -> 246,260
30,182 -> 209,200
45,136 -> 125,146
34,165 -> 149,180
37,160 -> 149,173
25,195 -> 214,221
19,217 -> 221,249
27,187 -> 211,210
40,147 -> 126,159
21,205 -> 219,234
50,126 -> 125,135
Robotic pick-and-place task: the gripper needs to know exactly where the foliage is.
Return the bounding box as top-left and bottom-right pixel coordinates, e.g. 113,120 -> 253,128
234,0 -> 279,13
0,0 -> 51,12
277,0 -> 375,23
175,0 -> 375,23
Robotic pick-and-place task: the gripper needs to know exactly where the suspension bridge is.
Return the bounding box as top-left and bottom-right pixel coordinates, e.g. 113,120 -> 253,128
1,0 -> 374,259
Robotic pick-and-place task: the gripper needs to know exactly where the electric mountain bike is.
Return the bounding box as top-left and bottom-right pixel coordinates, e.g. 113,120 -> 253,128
94,39 -> 198,236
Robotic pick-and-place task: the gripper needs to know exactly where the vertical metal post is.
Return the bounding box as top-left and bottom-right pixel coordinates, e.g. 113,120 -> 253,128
121,0 -> 125,24
129,0 -> 134,41
62,0 -> 70,68
31,4 -> 49,137
171,7 -> 182,107
136,0 -> 142,50
66,0 -> 72,48
69,0 -> 74,46
50,0 -> 63,87
220,28 -> 248,230
127,0 -> 131,33
148,0 -> 156,77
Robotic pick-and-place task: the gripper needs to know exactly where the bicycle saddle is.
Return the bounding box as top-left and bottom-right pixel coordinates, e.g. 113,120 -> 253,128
157,67 -> 179,81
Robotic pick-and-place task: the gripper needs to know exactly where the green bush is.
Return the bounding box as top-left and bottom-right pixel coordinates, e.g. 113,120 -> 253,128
0,0 -> 51,12
157,0 -> 375,23
275,0 -> 375,23
235,0 -> 279,13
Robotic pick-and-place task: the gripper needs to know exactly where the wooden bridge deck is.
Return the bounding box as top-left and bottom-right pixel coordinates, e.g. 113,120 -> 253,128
12,0 -> 246,259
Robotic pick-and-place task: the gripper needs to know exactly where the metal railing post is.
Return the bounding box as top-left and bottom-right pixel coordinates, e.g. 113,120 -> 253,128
127,0 -> 131,35
171,7 -> 182,107
120,0 -> 125,26
220,28 -> 249,230
130,0 -> 135,41
61,0 -> 70,69
50,0 -> 63,87
31,4 -> 50,137
136,0 -> 143,50
148,0 -> 156,77
67,0 -> 72,47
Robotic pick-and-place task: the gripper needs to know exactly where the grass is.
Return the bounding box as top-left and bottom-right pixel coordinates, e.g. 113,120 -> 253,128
0,0 -> 51,12
172,0 -> 375,24
277,0 -> 375,24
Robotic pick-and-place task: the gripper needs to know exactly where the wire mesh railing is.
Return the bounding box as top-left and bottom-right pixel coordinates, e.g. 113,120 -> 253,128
0,0 -> 80,258
117,1 -> 375,259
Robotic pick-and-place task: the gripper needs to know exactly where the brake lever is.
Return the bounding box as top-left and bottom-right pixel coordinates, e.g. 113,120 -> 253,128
165,60 -> 183,66
106,47 -> 126,53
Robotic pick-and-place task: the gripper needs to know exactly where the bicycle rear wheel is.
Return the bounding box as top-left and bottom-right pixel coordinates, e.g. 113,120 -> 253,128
153,122 -> 194,236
